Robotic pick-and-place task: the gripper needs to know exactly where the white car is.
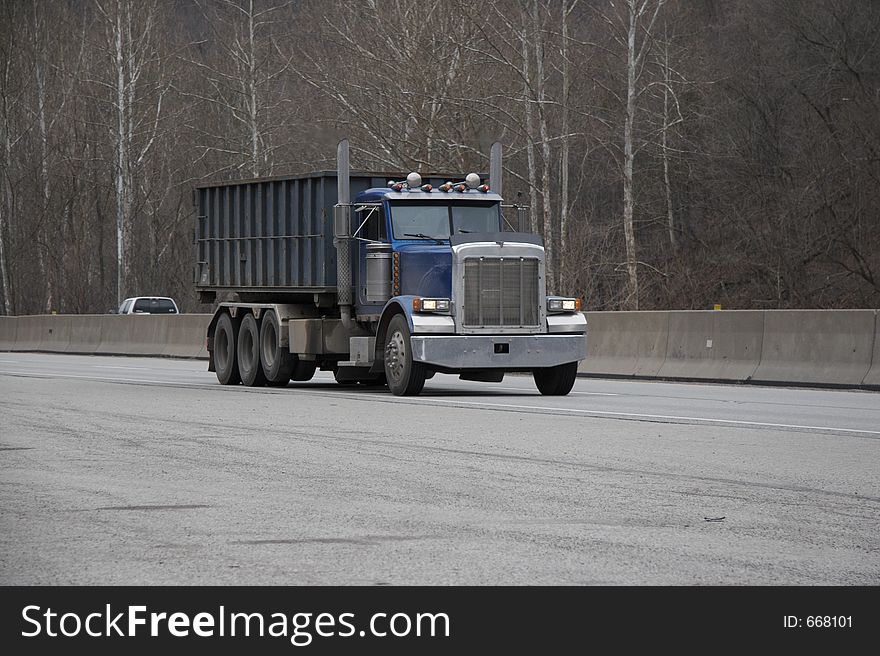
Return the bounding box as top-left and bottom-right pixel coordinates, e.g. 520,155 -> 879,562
117,297 -> 180,315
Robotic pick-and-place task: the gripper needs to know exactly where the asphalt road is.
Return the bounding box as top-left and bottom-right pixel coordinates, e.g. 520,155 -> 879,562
1,352 -> 878,585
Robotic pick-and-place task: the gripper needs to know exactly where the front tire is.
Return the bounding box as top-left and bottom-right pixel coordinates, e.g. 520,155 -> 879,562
533,362 -> 578,396
384,314 -> 426,396
214,312 -> 240,385
237,313 -> 267,387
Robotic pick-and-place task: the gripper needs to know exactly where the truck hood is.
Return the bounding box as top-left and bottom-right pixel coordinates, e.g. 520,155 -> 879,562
396,243 -> 452,299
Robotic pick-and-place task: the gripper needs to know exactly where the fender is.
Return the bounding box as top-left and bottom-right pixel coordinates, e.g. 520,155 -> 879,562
372,296 -> 455,371
372,297 -> 415,370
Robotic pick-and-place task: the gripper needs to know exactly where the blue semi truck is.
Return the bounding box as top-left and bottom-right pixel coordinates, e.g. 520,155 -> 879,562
194,140 -> 586,395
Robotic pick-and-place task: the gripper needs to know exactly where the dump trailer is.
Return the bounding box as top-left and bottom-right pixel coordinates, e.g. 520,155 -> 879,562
194,141 -> 586,396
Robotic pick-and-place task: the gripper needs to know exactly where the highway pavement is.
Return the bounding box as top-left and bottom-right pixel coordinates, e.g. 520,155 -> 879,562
1,352 -> 877,584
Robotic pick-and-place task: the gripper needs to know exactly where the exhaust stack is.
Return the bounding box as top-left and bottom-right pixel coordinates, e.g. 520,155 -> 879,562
489,141 -> 502,198
336,139 -> 354,327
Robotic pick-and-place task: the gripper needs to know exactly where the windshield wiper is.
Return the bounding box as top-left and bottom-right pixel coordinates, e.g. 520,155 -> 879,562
403,232 -> 445,244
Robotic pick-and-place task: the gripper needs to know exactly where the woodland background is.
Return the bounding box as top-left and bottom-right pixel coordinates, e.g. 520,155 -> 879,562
1,0 -> 878,314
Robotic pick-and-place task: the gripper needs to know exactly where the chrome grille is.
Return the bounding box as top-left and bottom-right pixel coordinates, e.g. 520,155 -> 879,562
463,257 -> 539,327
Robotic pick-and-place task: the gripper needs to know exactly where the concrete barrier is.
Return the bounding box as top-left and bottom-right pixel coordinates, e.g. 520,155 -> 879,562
127,316 -> 171,356
2,311 -> 877,386
752,309 -> 875,386
64,315 -> 106,354
12,316 -> 49,351
96,315 -> 169,356
162,315 -> 210,359
657,310 -> 763,381
94,315 -> 209,358
860,311 -> 880,388
0,316 -> 16,351
37,315 -> 73,352
95,316 -> 137,355
579,311 -> 669,377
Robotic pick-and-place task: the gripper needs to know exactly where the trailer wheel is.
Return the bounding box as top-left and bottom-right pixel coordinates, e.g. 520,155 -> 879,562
214,312 -> 241,385
533,362 -> 578,396
384,315 -> 426,396
237,313 -> 266,387
260,310 -> 292,386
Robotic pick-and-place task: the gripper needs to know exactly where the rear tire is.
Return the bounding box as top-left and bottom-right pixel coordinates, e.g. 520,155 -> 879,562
533,362 -> 578,396
384,314 -> 426,396
214,312 -> 240,385
260,310 -> 292,387
237,313 -> 266,387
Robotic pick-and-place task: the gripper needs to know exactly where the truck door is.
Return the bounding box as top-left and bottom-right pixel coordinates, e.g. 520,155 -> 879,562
355,205 -> 389,311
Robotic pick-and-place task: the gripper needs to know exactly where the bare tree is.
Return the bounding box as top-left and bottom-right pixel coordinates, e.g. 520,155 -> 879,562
91,0 -> 170,304
291,0 -> 492,172
1,0 -> 879,314
183,0 -> 301,178
559,0 -> 576,281
594,0 -> 666,309
0,2 -> 27,315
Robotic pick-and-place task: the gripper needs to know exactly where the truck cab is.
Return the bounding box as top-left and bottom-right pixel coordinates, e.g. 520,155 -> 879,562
335,165 -> 586,395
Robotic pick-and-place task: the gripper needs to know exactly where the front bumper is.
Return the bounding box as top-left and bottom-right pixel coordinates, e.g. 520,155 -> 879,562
409,334 -> 586,369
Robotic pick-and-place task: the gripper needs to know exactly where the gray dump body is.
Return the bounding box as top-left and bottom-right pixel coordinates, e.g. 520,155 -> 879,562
194,171 -> 453,295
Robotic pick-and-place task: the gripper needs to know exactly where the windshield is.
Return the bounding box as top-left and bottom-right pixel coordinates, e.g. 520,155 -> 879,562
390,201 -> 501,240
133,298 -> 177,313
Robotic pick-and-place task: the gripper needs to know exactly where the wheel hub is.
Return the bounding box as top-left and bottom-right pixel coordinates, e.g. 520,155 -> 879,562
385,330 -> 406,381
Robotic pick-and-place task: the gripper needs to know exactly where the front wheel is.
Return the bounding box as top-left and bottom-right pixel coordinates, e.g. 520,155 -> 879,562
384,315 -> 426,396
533,362 -> 578,396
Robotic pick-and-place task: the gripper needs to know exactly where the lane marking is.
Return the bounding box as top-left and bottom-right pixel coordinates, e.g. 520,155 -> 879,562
0,371 -> 207,386
417,398 -> 880,435
495,385 -> 617,396
93,365 -> 170,371
2,369 -> 877,436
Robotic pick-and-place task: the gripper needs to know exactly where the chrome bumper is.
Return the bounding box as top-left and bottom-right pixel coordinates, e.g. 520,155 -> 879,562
409,334 -> 586,369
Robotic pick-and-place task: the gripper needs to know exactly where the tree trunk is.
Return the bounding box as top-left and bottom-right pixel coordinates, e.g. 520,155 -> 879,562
0,89 -> 12,315
521,18 -> 538,233
35,37 -> 54,312
560,0 -> 571,292
661,35 -> 676,250
532,0 -> 554,292
113,0 -> 132,306
32,0 -> 55,314
248,0 -> 260,177
622,1 -> 639,310
0,137 -> 12,315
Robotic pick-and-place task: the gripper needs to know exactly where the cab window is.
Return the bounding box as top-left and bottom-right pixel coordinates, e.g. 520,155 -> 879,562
389,200 -> 501,239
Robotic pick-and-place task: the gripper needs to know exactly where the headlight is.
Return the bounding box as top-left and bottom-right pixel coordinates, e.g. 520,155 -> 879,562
413,297 -> 450,312
547,297 -> 581,313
